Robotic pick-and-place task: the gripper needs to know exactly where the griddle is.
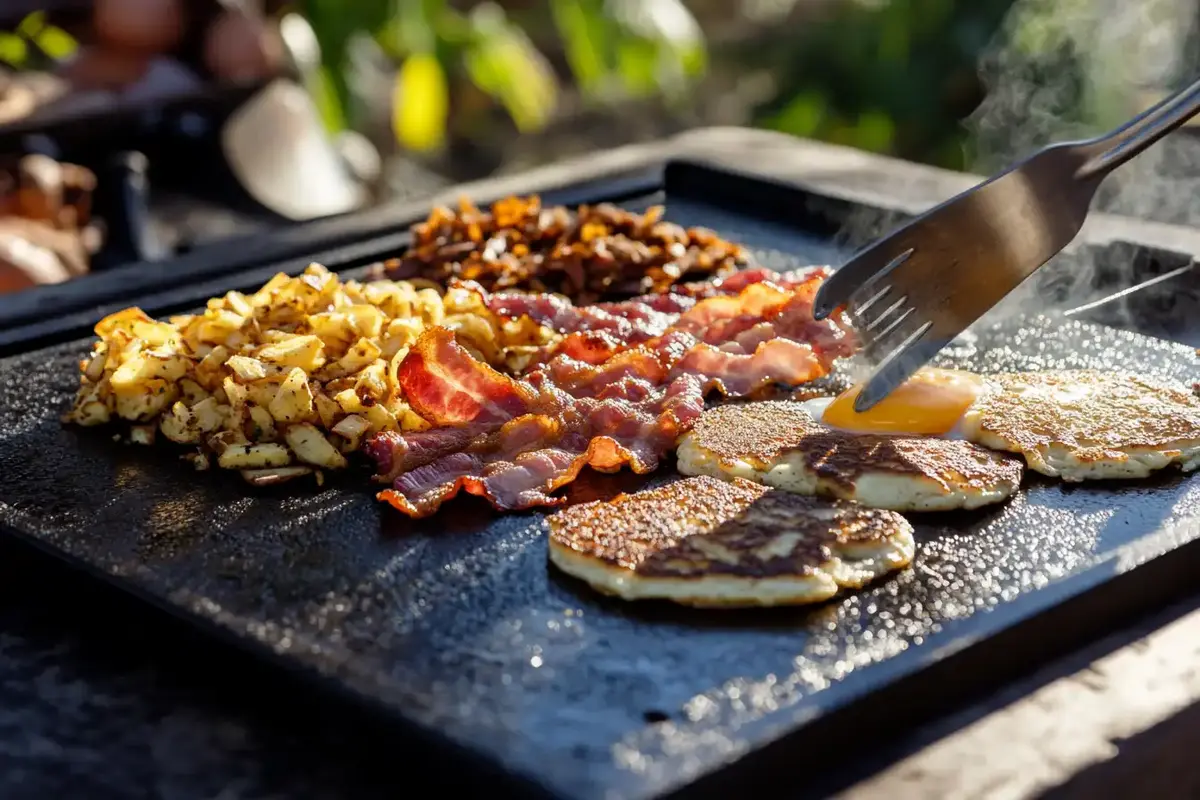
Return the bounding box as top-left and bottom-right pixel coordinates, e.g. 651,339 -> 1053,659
0,162 -> 1198,799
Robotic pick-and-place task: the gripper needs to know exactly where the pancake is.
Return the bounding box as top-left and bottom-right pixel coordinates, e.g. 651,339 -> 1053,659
547,476 -> 915,607
960,370 -> 1200,481
676,401 -> 1023,511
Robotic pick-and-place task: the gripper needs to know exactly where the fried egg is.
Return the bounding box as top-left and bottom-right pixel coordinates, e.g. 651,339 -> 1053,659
547,476 -> 915,608
799,367 -> 986,438
679,368 -> 1021,513
681,365 -> 1199,498
959,370 -> 1200,481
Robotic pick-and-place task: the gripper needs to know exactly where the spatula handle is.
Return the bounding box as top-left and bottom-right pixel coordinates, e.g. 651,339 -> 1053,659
1076,75 -> 1200,180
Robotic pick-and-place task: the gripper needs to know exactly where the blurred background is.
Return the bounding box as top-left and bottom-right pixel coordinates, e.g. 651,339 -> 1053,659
1,0 -> 1199,293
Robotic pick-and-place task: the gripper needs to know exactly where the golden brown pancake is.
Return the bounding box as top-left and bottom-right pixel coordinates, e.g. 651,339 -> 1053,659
676,401 -> 1023,511
961,370 -> 1200,481
547,475 -> 915,607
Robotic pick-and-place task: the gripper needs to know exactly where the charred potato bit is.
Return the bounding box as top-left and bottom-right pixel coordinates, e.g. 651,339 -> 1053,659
64,262 -> 558,483
377,194 -> 751,303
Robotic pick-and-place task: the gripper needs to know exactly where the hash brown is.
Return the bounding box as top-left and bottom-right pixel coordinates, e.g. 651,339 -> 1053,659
961,370 -> 1200,481
547,476 -> 915,607
675,401 -> 1023,512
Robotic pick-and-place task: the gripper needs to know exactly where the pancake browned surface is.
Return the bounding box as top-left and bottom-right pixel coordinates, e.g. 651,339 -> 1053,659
547,475 -> 915,607
961,370 -> 1200,481
676,401 -> 1022,511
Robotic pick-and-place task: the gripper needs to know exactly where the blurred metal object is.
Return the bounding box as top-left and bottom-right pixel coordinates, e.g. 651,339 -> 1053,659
813,74 -> 1200,412
96,151 -> 166,264
220,79 -> 367,221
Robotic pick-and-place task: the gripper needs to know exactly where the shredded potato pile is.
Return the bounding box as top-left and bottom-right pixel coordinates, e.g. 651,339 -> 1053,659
65,263 -> 556,485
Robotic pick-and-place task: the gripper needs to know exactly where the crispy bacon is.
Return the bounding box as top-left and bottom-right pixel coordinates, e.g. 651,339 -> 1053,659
474,266 -> 839,367
369,269 -> 856,518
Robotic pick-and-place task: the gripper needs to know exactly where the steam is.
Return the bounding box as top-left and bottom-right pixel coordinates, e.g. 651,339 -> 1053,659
967,0 -> 1200,324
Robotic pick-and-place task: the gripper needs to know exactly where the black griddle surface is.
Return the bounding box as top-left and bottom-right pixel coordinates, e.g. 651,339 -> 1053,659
0,210 -> 1198,798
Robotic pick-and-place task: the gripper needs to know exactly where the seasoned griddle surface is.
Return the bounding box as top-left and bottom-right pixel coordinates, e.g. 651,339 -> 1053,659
1,237 -> 1198,798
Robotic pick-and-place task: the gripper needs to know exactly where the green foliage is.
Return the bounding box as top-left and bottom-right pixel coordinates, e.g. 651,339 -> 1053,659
550,0 -> 706,102
749,0 -> 1018,169
301,0 -> 708,153
0,11 -> 78,69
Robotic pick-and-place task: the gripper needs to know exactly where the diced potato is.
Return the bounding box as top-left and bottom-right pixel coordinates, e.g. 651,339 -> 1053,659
314,392 -> 342,429
130,320 -> 178,347
269,367 -> 314,423
83,344 -> 108,381
197,310 -> 246,343
333,387 -> 365,414
64,254 -> 562,475
240,466 -> 314,486
331,414 -> 369,447
249,271 -> 292,306
226,355 -> 267,381
346,304 -> 385,339
395,401 -> 431,432
355,361 -> 388,402
333,337 -> 383,376
95,307 -> 155,338
178,378 -> 208,406
65,383 -> 110,426
196,345 -> 232,381
160,401 -> 200,444
223,377 -> 247,418
306,311 -> 355,349
191,397 -> 227,432
184,452 -> 210,471
217,443 -> 291,469
245,382 -> 279,410
364,403 -> 398,434
285,423 -> 347,469
383,317 -> 423,354
415,288 -> 445,324
224,291 -> 254,317
386,345 -> 410,395
129,424 -> 156,445
257,335 -> 325,371
114,379 -> 177,421
207,429 -> 248,453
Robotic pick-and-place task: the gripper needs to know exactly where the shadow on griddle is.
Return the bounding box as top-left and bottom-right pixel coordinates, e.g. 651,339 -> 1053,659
383,494 -> 524,538
544,564 -> 845,631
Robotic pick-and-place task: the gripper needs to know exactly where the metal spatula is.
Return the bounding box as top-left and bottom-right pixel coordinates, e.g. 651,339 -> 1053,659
812,76 -> 1200,412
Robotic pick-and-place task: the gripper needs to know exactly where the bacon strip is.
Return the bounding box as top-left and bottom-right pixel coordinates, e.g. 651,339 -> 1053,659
369,269 -> 855,518
473,266 -> 839,367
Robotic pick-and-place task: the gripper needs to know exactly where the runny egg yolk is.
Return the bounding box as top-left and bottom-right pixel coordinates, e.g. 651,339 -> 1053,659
821,368 -> 985,436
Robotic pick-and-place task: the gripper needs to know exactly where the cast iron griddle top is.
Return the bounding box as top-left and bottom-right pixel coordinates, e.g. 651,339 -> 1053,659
0,220 -> 1198,798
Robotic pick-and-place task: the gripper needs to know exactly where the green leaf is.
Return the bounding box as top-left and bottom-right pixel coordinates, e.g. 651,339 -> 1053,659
33,25 -> 78,60
550,0 -> 609,97
614,38 -> 658,97
311,65 -> 347,133
765,91 -> 828,137
0,33 -> 28,67
851,110 -> 895,152
464,8 -> 557,132
676,40 -> 706,78
393,51 -> 450,151
16,11 -> 46,38
300,0 -> 394,130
